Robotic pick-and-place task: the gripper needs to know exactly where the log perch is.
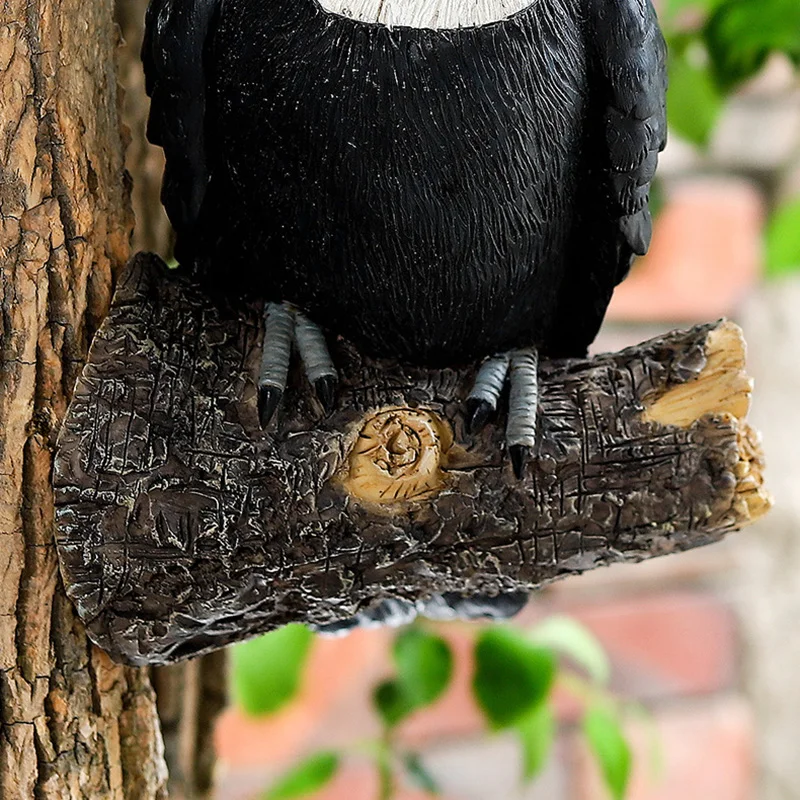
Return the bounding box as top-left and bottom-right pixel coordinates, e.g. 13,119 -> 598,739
53,254 -> 771,665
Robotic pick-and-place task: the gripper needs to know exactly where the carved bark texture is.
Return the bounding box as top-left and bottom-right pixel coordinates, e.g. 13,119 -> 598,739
0,1 -> 167,797
52,254 -> 771,666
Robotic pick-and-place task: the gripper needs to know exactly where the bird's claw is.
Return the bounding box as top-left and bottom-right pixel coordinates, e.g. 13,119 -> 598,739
313,374 -> 338,414
465,397 -> 493,435
258,385 -> 283,428
466,347 -> 539,479
508,444 -> 530,480
258,302 -> 338,428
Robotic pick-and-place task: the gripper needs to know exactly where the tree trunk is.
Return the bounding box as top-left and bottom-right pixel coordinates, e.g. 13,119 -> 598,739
0,0 -> 167,796
152,652 -> 228,800
53,254 -> 770,666
115,0 -> 171,259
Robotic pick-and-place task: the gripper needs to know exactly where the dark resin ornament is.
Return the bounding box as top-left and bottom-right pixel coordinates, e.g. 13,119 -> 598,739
51,0 -> 679,658
142,0 -> 668,484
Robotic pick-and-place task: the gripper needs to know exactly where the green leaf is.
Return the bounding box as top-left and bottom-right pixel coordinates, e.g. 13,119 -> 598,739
373,628 -> 454,729
583,705 -> 632,800
766,197 -> 800,278
517,705 -> 555,783
373,679 -> 416,728
403,753 -> 441,795
530,616 -> 611,686
666,38 -> 725,147
472,627 -> 556,730
393,628 -> 454,708
264,752 -> 339,799
231,625 -> 314,717
704,0 -> 800,90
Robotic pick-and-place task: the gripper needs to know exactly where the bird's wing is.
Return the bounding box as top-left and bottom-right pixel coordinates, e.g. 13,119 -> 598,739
587,0 -> 668,281
142,0 -> 220,236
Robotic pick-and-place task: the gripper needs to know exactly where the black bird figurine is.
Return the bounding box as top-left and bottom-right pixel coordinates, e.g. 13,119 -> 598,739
142,0 -> 667,479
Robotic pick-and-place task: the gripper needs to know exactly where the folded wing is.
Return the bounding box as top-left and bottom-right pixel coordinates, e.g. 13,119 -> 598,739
142,0 -> 219,237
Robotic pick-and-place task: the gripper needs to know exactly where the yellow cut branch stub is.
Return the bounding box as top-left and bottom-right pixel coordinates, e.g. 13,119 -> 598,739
341,407 -> 453,506
643,321 -> 752,427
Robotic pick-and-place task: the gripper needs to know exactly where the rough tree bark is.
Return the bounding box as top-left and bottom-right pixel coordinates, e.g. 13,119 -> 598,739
53,254 -> 770,666
151,652 -> 227,800
0,1 -> 167,797
115,0 -> 171,258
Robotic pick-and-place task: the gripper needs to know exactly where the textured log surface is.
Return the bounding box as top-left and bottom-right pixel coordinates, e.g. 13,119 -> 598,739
54,253 -> 770,666
0,2 -> 167,797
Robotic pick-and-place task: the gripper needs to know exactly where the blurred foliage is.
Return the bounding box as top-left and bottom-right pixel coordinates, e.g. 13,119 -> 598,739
263,752 -> 339,800
584,705 -> 633,800
661,0 -> 800,275
230,624 -> 313,716
472,627 -> 555,730
766,198 -> 800,277
233,617 -> 652,800
374,627 -> 453,728
663,0 -> 800,145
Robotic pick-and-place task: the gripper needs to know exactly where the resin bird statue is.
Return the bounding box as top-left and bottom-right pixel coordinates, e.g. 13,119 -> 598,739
143,0 -> 667,479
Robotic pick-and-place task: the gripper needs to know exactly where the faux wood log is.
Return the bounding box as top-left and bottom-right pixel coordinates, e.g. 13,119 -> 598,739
53,253 -> 771,666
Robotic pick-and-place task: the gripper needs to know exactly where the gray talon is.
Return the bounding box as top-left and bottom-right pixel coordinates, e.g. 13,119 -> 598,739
467,347 -> 539,477
257,302 -> 338,426
506,347 -> 539,459
258,302 -> 294,429
468,354 -> 510,412
294,310 -> 337,390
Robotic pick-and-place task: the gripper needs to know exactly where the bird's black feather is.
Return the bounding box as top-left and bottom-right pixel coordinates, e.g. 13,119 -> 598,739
590,0 -> 668,272
142,0 -> 219,234
142,0 -> 667,364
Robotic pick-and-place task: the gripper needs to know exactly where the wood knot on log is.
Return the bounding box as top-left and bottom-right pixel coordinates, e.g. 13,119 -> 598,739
340,407 -> 453,505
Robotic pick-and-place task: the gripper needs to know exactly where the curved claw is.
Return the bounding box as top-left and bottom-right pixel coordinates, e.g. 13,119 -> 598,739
509,444 -> 530,480
258,385 -> 283,429
314,374 -> 338,414
465,397 -> 493,435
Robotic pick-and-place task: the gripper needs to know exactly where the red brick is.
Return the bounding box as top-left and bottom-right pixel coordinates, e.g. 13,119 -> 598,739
607,178 -> 763,322
570,697 -> 755,800
557,592 -> 737,700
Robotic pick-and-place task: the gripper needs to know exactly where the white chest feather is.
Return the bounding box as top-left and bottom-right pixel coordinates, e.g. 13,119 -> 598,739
316,0 -> 536,29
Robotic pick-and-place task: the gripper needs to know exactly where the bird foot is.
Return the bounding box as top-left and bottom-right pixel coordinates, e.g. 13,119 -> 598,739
466,347 -> 539,479
257,302 -> 338,428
